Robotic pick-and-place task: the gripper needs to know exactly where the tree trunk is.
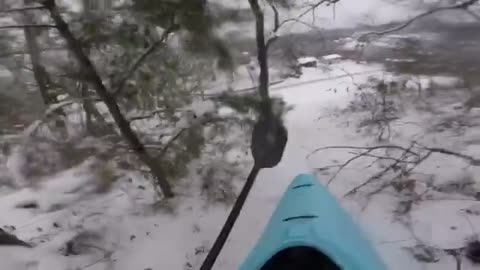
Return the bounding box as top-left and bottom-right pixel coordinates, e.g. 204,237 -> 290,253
80,83 -> 93,132
21,2 -> 66,134
249,0 -> 270,104
80,47 -> 111,135
43,0 -> 174,198
248,0 -> 287,169
22,18 -> 57,106
79,82 -> 115,136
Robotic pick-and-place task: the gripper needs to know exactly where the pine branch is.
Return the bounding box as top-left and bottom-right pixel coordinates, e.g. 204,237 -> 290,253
42,0 -> 174,198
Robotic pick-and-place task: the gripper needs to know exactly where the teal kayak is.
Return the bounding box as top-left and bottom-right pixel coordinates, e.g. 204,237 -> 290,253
239,174 -> 387,270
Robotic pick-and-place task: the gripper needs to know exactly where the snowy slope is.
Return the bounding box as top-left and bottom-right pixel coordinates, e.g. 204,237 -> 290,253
1,59 -> 480,270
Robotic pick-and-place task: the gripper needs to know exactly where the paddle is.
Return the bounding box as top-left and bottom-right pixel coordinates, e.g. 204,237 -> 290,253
199,0 -> 288,267
199,99 -> 288,270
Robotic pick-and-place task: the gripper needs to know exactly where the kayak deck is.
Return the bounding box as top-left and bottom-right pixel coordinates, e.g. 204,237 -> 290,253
239,174 -> 386,270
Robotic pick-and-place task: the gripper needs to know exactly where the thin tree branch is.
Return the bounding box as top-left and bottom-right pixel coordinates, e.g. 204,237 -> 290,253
112,24 -> 178,96
0,46 -> 67,59
0,24 -> 55,30
289,18 -> 324,31
158,128 -> 187,157
0,50 -> 28,58
465,9 -> 480,20
22,99 -> 76,137
309,145 -> 419,159
265,1 -> 280,48
128,109 -> 168,122
323,148 -> 401,186
344,144 -> 416,197
265,0 -> 335,47
364,154 -> 417,164
364,151 -> 432,200
424,147 -> 480,165
265,0 -> 281,47
360,0 -> 480,38
311,142 -> 480,197
0,6 -> 46,13
269,1 -> 280,31
277,0 -> 337,29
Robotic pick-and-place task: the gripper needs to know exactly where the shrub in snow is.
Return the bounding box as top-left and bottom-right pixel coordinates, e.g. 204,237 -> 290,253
466,240 -> 480,264
6,136 -> 115,190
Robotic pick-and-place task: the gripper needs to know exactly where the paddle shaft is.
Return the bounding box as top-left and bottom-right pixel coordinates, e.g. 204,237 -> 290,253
200,1 -> 287,268
199,166 -> 260,270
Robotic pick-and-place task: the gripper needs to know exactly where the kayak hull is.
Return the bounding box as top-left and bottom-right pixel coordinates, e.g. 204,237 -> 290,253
239,174 -> 386,270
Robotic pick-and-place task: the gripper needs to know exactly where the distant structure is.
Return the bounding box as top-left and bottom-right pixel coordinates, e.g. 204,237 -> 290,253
297,57 -> 318,68
296,54 -> 343,69
321,54 -> 342,65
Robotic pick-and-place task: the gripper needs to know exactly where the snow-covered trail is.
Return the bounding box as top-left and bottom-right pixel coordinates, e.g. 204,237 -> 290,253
2,60 -> 480,270
214,61 -> 396,269
0,61 -> 418,270
215,60 -> 480,270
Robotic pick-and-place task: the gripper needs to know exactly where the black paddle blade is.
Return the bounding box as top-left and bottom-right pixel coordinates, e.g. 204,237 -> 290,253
251,114 -> 288,169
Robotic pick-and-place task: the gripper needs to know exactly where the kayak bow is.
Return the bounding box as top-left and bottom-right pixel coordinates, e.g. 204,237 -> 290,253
239,174 -> 386,270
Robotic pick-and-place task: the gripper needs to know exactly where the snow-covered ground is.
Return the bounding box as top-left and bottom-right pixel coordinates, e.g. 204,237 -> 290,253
2,58 -> 480,270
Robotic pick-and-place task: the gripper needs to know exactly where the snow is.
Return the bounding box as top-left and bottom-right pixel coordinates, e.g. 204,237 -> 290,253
189,100 -> 216,117
2,58 -> 480,270
386,58 -> 417,63
341,37 -> 367,49
322,54 -> 342,61
297,56 -> 318,65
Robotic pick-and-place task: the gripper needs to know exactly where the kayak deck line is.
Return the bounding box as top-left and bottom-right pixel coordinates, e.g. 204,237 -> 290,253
283,215 -> 318,222
291,183 -> 313,189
